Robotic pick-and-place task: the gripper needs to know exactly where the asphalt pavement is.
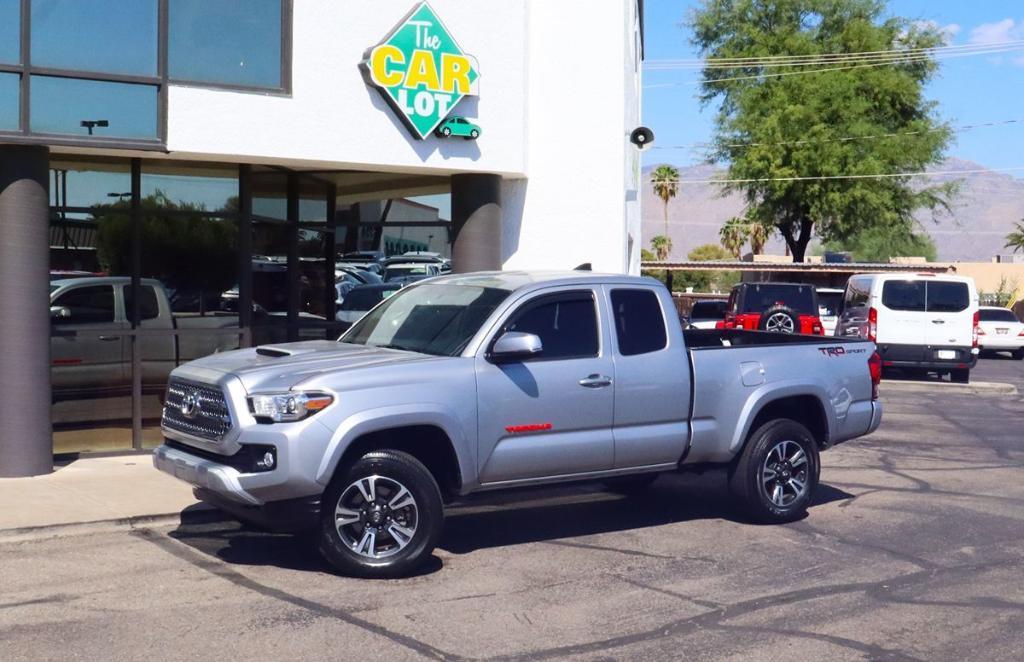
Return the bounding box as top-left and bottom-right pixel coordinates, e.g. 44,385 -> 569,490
1,358 -> 1022,661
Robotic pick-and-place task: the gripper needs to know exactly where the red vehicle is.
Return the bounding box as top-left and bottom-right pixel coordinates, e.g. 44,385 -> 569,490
717,282 -> 825,335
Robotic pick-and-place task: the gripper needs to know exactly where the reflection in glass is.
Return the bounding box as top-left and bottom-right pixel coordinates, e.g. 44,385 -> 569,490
31,76 -> 158,139
0,72 -> 19,131
142,162 -> 239,214
0,0 -> 18,64
49,158 -> 131,208
31,0 -> 158,76
169,0 -> 282,88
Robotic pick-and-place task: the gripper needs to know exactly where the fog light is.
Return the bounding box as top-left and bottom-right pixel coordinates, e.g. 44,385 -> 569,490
256,451 -> 276,471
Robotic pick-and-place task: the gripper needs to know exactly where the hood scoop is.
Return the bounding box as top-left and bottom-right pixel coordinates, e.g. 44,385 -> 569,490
255,345 -> 317,358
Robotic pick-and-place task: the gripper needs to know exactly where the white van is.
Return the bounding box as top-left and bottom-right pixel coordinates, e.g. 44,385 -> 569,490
836,273 -> 979,383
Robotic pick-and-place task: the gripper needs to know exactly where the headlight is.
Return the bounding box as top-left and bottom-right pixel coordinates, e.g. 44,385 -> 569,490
248,391 -> 334,423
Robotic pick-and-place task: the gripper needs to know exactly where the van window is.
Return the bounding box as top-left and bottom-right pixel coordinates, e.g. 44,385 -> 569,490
926,282 -> 969,313
611,289 -> 667,356
881,280 -> 926,312
844,279 -> 870,310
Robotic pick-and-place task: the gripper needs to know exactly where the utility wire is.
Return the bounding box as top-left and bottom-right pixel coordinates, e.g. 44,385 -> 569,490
645,40 -> 1024,69
647,166 -> 1024,186
651,118 -> 1024,150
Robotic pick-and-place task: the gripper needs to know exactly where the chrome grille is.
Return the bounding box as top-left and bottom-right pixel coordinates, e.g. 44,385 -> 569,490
162,379 -> 233,441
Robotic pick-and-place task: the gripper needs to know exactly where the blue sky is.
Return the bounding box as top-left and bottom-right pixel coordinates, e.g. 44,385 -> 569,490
642,0 -> 1024,172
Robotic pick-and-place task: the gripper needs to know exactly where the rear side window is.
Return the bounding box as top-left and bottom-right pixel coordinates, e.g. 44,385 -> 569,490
882,280 -> 926,311
926,282 -> 969,313
124,286 -> 160,321
508,295 -> 599,360
611,289 -> 668,356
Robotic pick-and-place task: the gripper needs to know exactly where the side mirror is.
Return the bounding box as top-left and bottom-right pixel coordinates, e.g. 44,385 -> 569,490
490,331 -> 543,362
50,305 -> 71,321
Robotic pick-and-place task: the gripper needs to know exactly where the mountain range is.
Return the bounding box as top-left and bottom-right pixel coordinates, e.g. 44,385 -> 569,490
641,158 -> 1024,262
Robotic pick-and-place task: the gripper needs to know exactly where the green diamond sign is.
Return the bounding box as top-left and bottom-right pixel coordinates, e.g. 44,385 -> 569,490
362,2 -> 480,139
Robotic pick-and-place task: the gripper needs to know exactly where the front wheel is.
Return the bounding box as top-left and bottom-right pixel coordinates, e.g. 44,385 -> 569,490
729,419 -> 820,523
318,450 -> 443,578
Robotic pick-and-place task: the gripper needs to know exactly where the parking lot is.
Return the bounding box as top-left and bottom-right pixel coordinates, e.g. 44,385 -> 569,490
2,359 -> 1023,661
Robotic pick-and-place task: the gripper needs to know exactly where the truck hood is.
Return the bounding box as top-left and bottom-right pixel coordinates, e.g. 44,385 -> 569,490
177,340 -> 443,392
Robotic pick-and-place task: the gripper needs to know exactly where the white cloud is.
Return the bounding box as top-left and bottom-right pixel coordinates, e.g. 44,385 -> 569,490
968,18 -> 1022,45
904,20 -> 961,44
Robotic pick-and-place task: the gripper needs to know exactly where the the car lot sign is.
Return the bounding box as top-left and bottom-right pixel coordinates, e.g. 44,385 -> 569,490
362,2 -> 480,139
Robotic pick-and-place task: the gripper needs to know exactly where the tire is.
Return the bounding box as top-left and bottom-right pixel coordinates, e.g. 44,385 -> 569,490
469,129 -> 479,139
442,127 -> 451,137
604,473 -> 659,496
729,419 -> 820,524
318,450 -> 443,578
1013,349 -> 1024,361
758,305 -> 799,334
950,369 -> 970,384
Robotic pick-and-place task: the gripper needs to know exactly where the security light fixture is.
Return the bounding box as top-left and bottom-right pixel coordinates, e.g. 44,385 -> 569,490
80,120 -> 109,135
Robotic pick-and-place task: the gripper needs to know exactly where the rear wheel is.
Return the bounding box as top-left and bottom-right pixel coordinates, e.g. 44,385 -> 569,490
729,419 -> 819,523
318,450 -> 443,578
950,369 -> 970,384
1013,349 -> 1024,361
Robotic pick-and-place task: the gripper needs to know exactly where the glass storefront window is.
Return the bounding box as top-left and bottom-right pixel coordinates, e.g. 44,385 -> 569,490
169,0 -> 283,89
142,162 -> 239,215
0,0 -> 19,64
31,76 -> 158,140
31,0 -> 158,76
0,72 -> 19,131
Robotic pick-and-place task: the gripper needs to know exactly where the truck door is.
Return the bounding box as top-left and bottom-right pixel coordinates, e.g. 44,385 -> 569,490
475,290 -> 614,483
50,283 -> 127,396
124,283 -> 175,392
606,287 -> 690,468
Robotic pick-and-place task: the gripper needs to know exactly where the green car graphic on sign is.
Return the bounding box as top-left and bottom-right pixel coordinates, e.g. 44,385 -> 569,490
435,117 -> 481,139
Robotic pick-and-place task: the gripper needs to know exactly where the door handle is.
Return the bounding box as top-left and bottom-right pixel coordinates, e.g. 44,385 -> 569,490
578,374 -> 612,388
931,320 -> 946,325
98,335 -> 121,341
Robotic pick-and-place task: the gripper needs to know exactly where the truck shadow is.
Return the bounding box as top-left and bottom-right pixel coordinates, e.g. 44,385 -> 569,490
165,475 -> 852,574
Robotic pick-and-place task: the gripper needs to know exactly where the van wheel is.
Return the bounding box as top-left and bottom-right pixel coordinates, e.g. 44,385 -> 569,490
950,369 -> 970,384
318,450 -> 443,578
1012,349 -> 1023,361
729,419 -> 819,524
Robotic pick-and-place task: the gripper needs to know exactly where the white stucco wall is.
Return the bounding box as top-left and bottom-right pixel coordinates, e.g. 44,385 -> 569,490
161,0 -> 641,274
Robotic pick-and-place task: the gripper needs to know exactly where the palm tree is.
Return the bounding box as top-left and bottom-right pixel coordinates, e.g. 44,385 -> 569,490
719,217 -> 749,259
1007,220 -> 1024,254
650,235 -> 672,261
748,222 -> 769,255
651,165 -> 680,238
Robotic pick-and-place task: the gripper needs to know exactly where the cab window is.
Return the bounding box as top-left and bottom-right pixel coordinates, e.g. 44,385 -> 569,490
505,293 -> 598,360
52,286 -> 115,324
611,289 -> 667,356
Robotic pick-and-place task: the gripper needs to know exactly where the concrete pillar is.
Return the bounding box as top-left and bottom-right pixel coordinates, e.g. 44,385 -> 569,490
0,145 -> 52,477
451,174 -> 501,273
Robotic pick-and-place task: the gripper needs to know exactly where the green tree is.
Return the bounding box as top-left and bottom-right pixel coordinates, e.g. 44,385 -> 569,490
691,0 -> 954,262
719,216 -> 749,258
823,225 -> 937,262
651,165 -> 680,238
748,221 -> 769,255
1006,220 -> 1024,254
650,234 -> 673,261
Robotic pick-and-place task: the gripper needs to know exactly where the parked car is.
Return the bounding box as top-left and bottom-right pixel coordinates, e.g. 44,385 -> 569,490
382,262 -> 442,283
718,282 -> 824,335
435,116 -> 481,139
335,266 -> 379,305
686,300 -> 728,329
977,306 -> 1024,360
816,288 -> 845,336
50,277 -> 239,403
835,273 -> 979,383
155,271 -> 882,578
334,282 -> 404,330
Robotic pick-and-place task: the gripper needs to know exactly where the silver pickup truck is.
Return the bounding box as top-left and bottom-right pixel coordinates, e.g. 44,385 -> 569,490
154,272 -> 882,577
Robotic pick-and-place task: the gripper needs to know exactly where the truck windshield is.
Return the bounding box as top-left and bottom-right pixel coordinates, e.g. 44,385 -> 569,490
341,283 -> 510,356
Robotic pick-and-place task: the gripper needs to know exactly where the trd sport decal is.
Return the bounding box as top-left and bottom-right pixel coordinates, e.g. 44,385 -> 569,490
818,346 -> 868,356
505,423 -> 553,434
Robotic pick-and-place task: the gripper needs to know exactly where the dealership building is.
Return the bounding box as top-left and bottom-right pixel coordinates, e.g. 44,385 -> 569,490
0,1 -> 644,475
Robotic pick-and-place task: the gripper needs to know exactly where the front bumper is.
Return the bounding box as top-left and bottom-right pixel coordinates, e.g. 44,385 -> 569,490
154,444 -> 260,505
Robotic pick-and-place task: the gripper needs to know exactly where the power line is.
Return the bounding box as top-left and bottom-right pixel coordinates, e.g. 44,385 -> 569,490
651,118 -> 1024,151
645,40 -> 1024,70
647,165 -> 1024,186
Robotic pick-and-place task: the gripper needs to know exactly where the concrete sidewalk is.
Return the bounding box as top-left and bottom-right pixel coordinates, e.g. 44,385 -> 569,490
0,454 -> 209,542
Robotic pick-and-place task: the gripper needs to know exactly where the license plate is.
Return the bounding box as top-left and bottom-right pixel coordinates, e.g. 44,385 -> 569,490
937,350 -> 956,360
997,328 -> 1008,335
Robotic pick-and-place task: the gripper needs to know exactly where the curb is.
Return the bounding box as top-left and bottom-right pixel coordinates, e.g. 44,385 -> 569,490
880,380 -> 1018,396
0,506 -> 227,544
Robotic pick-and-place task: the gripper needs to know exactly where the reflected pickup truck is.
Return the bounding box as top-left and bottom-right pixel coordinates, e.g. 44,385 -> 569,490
154,272 -> 882,578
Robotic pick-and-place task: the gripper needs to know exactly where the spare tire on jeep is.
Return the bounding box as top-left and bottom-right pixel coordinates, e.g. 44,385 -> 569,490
759,305 -> 799,334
